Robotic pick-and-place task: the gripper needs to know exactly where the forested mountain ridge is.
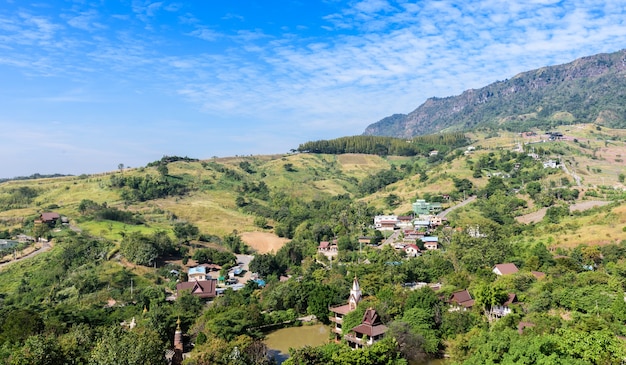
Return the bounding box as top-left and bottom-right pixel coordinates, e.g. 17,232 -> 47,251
363,49 -> 626,138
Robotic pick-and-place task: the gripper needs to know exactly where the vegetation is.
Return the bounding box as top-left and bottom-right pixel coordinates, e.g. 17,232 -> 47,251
297,133 -> 469,156
0,123 -> 625,364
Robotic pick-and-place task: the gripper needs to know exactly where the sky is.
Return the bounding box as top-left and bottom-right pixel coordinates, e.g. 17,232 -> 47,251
1,0 -> 626,178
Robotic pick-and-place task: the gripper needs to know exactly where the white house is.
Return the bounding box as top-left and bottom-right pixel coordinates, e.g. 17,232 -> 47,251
404,244 -> 421,257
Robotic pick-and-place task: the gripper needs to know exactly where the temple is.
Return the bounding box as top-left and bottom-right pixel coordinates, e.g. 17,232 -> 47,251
329,276 -> 362,340
345,307 -> 388,349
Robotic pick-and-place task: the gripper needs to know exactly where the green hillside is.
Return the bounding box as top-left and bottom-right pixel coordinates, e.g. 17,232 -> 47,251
0,124 -> 625,364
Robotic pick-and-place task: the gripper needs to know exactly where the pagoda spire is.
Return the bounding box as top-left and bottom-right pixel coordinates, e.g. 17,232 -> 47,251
349,276 -> 362,310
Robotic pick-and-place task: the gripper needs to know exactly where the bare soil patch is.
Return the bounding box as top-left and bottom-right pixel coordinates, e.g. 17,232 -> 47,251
241,231 -> 290,254
516,200 -> 611,224
568,200 -> 611,212
337,154 -> 370,165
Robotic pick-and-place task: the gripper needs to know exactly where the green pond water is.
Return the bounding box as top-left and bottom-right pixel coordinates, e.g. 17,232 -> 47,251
263,324 -> 448,365
263,324 -> 329,363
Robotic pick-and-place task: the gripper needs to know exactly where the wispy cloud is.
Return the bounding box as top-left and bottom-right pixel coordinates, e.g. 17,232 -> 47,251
2,0 -> 626,176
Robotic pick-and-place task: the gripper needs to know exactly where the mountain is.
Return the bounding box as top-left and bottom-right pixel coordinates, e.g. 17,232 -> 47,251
363,49 -> 626,138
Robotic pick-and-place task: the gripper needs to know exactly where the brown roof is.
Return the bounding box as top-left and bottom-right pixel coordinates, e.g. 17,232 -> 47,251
176,279 -> 217,299
40,212 -> 60,222
503,293 -> 517,306
493,263 -> 519,275
450,289 -> 474,308
351,308 -> 388,337
531,271 -> 546,279
329,303 -> 353,315
318,241 -> 330,249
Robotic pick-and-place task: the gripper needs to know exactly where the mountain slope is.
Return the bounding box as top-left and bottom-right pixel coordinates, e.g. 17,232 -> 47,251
364,49 -> 626,138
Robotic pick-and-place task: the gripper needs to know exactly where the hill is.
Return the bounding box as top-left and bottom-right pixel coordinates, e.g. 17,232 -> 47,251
363,49 -> 626,138
0,128 -> 626,363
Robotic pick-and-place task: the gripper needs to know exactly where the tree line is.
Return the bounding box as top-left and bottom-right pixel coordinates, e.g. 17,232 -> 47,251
296,133 -> 469,156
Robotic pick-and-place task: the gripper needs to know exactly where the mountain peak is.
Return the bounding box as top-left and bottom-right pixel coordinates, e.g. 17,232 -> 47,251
363,49 -> 626,138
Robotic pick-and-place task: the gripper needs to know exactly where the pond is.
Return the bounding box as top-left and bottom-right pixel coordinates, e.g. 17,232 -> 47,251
263,324 -> 329,364
263,324 -> 449,365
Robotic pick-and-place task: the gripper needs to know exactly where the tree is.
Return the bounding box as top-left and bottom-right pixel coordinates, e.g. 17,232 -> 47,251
173,222 -> 199,243
120,232 -> 158,266
249,253 -> 280,277
254,216 -> 268,229
118,163 -> 124,173
157,163 -> 169,177
90,326 -> 164,365
9,335 -> 64,365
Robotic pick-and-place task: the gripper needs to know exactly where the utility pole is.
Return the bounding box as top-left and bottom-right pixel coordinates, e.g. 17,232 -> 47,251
130,278 -> 134,300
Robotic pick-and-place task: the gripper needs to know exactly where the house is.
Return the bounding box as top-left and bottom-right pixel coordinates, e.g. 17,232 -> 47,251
318,240 -> 338,259
448,289 -> 474,311
329,277 -> 362,339
318,240 -> 338,252
345,308 -> 388,349
429,150 -> 439,156
412,199 -> 442,216
37,212 -> 60,226
358,236 -> 373,245
403,229 -> 425,242
404,244 -> 421,257
175,279 -> 217,299
187,266 -> 207,281
490,293 -> 518,318
493,263 -> 519,276
420,236 -> 439,250
429,216 -> 445,227
543,160 -> 558,168
396,216 -> 414,228
374,215 -> 398,230
413,219 -> 431,228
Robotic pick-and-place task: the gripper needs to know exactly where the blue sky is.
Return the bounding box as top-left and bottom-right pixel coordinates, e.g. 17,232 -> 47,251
1,0 -> 626,178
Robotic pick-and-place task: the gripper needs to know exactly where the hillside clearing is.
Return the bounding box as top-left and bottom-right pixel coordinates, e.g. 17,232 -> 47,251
516,200 -> 613,224
241,231 -> 290,254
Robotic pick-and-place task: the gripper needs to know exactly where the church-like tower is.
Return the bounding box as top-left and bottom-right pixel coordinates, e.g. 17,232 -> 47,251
348,276 -> 362,310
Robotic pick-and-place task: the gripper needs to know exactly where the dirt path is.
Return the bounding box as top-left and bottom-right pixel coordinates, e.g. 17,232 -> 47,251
0,242 -> 52,270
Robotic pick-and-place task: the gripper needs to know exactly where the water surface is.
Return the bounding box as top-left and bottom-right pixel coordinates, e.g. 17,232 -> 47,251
263,324 -> 329,364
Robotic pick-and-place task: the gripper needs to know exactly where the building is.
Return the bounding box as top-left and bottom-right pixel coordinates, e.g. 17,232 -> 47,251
420,236 -> 439,250
489,293 -> 518,319
448,289 -> 474,311
175,279 -> 217,299
493,263 -> 519,276
404,244 -> 421,257
374,215 -> 398,230
345,308 -> 388,349
35,212 -> 61,226
396,216 -> 414,228
187,266 -> 207,281
412,200 -> 442,216
329,277 -> 362,340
